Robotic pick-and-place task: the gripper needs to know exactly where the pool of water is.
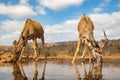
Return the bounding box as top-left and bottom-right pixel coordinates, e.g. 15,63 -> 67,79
0,59 -> 120,80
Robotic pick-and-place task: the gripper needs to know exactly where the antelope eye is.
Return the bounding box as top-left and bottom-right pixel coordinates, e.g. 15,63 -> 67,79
95,50 -> 97,52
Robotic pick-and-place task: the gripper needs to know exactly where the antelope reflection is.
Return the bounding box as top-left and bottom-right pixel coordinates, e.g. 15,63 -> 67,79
72,61 -> 102,80
72,62 -> 81,80
12,61 -> 47,80
12,62 -> 27,80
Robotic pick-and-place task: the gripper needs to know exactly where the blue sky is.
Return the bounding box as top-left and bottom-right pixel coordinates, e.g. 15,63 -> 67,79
0,0 -> 120,45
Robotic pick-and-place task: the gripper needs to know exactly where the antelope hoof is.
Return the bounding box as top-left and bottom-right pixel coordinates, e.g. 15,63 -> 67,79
33,55 -> 38,61
34,56 -> 38,61
72,60 -> 74,64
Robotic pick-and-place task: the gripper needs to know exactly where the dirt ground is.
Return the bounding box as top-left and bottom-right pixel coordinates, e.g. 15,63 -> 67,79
45,55 -> 120,60
0,52 -> 120,63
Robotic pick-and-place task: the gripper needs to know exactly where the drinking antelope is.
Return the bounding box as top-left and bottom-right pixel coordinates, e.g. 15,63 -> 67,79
12,19 -> 45,62
72,14 -> 108,63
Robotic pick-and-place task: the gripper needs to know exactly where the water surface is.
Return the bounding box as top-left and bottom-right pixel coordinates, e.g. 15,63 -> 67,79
0,59 -> 120,80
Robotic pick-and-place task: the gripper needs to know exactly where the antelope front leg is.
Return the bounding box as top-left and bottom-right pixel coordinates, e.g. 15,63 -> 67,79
33,39 -> 38,61
72,62 -> 80,79
33,61 -> 38,80
18,62 -> 27,78
72,38 -> 81,63
81,61 -> 87,76
18,47 -> 25,62
81,49 -> 86,59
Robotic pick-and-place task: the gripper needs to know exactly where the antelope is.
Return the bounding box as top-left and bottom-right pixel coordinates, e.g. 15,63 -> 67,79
13,61 -> 46,80
81,60 -> 103,80
72,60 -> 102,80
13,62 -> 27,80
12,19 -> 45,62
72,14 -> 108,63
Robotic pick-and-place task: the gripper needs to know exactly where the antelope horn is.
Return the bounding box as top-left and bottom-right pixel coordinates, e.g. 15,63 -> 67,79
103,30 -> 108,40
102,30 -> 108,48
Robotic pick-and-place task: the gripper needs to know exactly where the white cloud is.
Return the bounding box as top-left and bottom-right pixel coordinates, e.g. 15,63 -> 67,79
89,12 -> 120,40
44,11 -> 120,43
0,19 -> 78,45
38,0 -> 83,11
93,7 -> 103,13
35,5 -> 46,15
44,19 -> 79,42
20,0 -> 29,5
0,20 -> 24,32
116,2 -> 120,8
0,32 -> 20,45
99,0 -> 111,7
0,1 -> 37,18
93,0 -> 111,13
0,20 -> 24,45
0,12 -> 120,45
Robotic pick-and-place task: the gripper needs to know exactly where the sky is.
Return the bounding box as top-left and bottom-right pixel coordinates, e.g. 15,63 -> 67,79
0,0 -> 120,46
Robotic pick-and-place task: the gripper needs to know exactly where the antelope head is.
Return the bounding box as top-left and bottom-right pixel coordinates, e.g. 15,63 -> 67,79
12,36 -> 26,54
86,31 -> 108,62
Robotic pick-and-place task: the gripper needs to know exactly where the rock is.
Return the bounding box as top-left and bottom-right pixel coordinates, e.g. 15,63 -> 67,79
0,58 -> 7,63
6,57 -> 13,62
0,52 -> 13,63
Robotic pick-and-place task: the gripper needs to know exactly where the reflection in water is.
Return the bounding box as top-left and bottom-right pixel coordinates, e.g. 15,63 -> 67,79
12,61 -> 47,80
72,62 -> 81,80
39,61 -> 47,80
12,62 -> 27,80
1,60 -> 120,80
72,60 -> 103,80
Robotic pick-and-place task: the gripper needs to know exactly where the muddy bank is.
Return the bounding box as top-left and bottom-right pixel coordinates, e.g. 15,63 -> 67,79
0,52 -> 120,64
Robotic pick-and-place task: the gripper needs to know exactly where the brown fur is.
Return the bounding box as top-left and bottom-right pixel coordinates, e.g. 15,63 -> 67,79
78,15 -> 95,41
72,14 -> 108,63
17,19 -> 44,46
12,19 -> 44,62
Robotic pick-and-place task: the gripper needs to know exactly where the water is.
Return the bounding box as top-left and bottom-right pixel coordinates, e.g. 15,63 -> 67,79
0,59 -> 120,80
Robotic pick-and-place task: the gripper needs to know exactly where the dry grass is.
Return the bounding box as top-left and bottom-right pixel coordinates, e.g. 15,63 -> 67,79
0,52 -> 120,64
37,54 -> 120,60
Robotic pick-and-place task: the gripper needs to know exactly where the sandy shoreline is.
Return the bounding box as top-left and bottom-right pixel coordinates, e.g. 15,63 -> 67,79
0,53 -> 120,64
37,55 -> 120,60
0,55 -> 120,66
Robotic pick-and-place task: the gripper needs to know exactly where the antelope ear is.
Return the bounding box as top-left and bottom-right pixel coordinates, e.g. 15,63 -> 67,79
13,40 -> 17,46
85,39 -> 97,48
85,39 -> 92,46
